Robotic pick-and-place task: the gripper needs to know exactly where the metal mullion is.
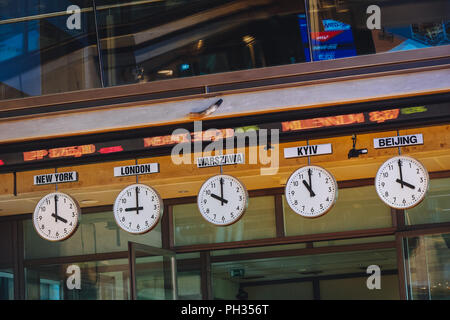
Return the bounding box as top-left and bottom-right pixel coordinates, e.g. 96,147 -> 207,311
395,234 -> 408,300
274,194 -> 285,238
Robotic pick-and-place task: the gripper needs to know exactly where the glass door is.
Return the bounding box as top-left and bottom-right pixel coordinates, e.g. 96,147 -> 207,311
128,242 -> 177,300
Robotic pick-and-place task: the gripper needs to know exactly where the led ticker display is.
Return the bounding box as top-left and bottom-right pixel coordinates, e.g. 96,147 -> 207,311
98,146 -> 124,154
281,108 -> 430,133
143,128 -> 234,148
0,103 -> 447,171
23,144 -> 96,161
282,113 -> 365,132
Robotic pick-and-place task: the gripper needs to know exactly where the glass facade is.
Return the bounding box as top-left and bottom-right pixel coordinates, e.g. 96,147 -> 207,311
1,0 -> 448,100
0,0 -> 449,299
0,171 -> 449,300
211,246 -> 399,300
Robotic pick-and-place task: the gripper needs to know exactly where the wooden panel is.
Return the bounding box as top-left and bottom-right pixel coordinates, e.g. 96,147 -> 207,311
0,173 -> 14,198
0,124 -> 449,216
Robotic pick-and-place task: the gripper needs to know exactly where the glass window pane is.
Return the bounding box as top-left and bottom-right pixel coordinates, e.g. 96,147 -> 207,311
96,0 -> 309,87
176,252 -> 201,300
0,1 -> 87,20
173,196 -> 276,246
0,221 -> 14,266
24,211 -> 162,260
211,247 -> 398,300
320,274 -> 400,300
177,271 -> 201,300
0,1 -> 101,100
283,185 -> 392,237
405,177 -> 450,225
307,0 -> 449,61
404,233 -> 450,300
25,258 -> 129,300
0,269 -> 14,300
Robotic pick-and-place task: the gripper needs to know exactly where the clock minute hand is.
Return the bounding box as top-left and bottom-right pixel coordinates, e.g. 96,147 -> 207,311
220,177 -> 224,206
54,195 -> 58,223
135,186 -> 140,215
308,169 -> 314,195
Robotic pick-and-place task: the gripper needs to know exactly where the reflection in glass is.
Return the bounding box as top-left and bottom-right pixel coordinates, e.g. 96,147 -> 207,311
307,0 -> 449,61
211,247 -> 399,300
95,0 -> 309,87
0,1 -> 101,100
404,233 -> 450,300
25,259 -> 129,300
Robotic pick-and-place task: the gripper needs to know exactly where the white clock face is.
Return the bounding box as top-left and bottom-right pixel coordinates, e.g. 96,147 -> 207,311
113,184 -> 163,234
197,174 -> 248,226
285,165 -> 338,218
375,156 -> 429,209
33,192 -> 80,241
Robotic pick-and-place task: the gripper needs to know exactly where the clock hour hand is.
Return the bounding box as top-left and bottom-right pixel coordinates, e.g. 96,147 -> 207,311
210,193 -> 228,204
125,207 -> 144,212
51,213 -> 67,224
135,186 -> 140,215
395,179 -> 415,190
302,180 -> 316,197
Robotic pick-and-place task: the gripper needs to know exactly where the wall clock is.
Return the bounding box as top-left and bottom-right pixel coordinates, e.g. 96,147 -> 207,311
375,155 -> 429,209
285,165 -> 338,218
197,174 -> 249,226
33,192 -> 80,241
113,183 -> 163,234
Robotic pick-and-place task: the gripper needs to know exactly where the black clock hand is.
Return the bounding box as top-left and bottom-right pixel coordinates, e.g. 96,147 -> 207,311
210,193 -> 229,204
51,213 -> 67,224
219,177 -> 224,206
396,179 -> 415,190
397,159 -> 404,189
135,186 -> 139,215
125,207 -> 144,212
302,180 -> 316,197
308,168 -> 314,194
396,159 -> 416,189
54,195 -> 58,222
